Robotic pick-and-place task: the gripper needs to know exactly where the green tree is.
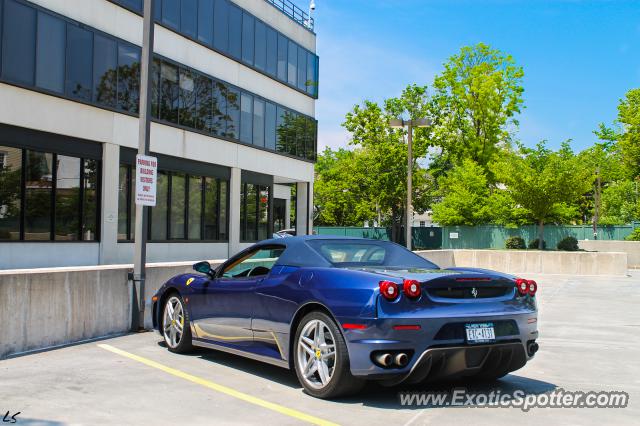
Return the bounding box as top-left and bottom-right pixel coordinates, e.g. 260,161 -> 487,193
429,43 -> 524,177
492,141 -> 592,249
341,85 -> 434,241
599,180 -> 640,225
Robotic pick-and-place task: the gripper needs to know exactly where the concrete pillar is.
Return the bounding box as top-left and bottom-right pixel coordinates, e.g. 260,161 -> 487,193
285,197 -> 291,230
296,181 -> 312,235
99,143 -> 120,265
228,167 -> 242,257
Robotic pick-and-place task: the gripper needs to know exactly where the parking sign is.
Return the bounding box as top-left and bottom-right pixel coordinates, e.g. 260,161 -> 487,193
135,154 -> 157,206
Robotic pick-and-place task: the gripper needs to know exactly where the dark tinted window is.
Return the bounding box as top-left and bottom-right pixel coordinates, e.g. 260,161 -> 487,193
307,240 -> 439,269
159,61 -> 179,123
213,0 -> 229,52
307,52 -> 317,96
117,0 -> 142,10
65,24 -> 93,101
204,176 -> 218,239
241,12 -> 254,65
218,180 -> 228,239
181,0 -> 198,38
228,3 -> 242,59
36,12 -> 65,93
265,27 -> 277,77
82,159 -> 99,241
297,46 -> 307,91
55,156 -> 80,241
276,33 -> 287,81
226,87 -> 240,139
257,186 -> 269,240
194,74 -> 212,132
161,0 -> 179,30
0,146 -> 22,240
24,151 -> 53,240
93,34 -> 118,107
240,92 -> 253,144
254,20 -> 266,71
265,102 -> 277,151
253,98 -> 265,147
151,171 -> 168,240
188,176 -> 203,239
179,68 -> 196,128
287,39 -> 297,86
197,0 -> 214,46
2,0 -> 36,85
212,81 -> 227,136
170,173 -> 186,239
117,44 -> 141,112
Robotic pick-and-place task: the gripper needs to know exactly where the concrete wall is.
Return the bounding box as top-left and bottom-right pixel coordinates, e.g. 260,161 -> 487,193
579,240 -> 640,269
417,250 -> 629,276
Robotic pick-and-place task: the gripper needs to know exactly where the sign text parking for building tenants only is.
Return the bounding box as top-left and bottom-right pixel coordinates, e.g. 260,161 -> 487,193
135,154 -> 157,206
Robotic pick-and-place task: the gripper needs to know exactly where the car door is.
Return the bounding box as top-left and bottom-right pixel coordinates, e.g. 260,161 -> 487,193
190,246 -> 285,347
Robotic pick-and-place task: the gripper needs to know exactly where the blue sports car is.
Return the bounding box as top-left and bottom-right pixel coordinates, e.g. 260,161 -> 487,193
152,236 -> 539,399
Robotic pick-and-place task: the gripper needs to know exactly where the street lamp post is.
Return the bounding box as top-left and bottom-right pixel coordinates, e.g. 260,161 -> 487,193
389,118 -> 431,250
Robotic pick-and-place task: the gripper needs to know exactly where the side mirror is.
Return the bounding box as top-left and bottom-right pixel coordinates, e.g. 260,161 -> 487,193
193,261 -> 213,277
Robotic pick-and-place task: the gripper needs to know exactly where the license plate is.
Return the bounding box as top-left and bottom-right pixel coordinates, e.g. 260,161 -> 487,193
465,322 -> 496,343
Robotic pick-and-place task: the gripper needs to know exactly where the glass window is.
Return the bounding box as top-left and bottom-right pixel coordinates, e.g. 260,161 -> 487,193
159,61 -> 179,123
265,102 -> 277,151
93,34 -> 118,107
179,68 -> 196,128
170,173 -> 186,239
82,159 -> 99,241
211,81 -> 227,137
203,176 -> 218,239
226,87 -> 240,139
117,44 -> 141,113
306,118 -> 317,161
181,0 -> 197,39
55,156 -> 80,241
276,33 -> 287,82
213,0 -> 229,52
194,74 -> 212,132
241,12 -> 254,65
228,3 -> 242,59
297,46 -> 307,91
218,180 -> 228,240
118,165 -> 129,240
116,0 -> 142,11
65,24 -> 93,102
24,151 -> 53,240
36,12 -> 65,93
188,176 -> 202,239
161,0 -> 179,30
253,98 -> 265,147
151,58 -> 161,118
242,183 -> 257,241
306,51 -> 317,97
257,186 -> 269,240
0,146 -> 22,241
287,40 -> 297,86
240,92 -> 253,144
197,0 -> 214,46
151,171 -> 168,240
1,0 -> 36,85
265,27 -> 277,77
222,246 -> 284,278
254,20 -> 266,71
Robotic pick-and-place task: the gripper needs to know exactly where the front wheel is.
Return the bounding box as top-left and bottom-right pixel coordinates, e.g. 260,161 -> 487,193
293,311 -> 364,399
162,293 -> 193,353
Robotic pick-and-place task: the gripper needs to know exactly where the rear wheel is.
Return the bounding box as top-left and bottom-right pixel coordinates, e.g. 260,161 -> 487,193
293,311 -> 364,399
162,294 -> 193,353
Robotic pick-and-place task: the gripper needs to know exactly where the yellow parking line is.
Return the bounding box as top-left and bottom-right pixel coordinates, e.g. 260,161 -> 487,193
97,344 -> 339,426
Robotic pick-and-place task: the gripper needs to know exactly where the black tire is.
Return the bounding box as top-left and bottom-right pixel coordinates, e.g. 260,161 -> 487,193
161,292 -> 193,354
293,311 -> 365,399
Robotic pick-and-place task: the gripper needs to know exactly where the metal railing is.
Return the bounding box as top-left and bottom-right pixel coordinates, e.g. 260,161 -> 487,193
264,0 -> 315,32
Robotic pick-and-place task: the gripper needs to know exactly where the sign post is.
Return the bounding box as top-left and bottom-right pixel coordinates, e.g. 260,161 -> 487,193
131,0 -> 156,331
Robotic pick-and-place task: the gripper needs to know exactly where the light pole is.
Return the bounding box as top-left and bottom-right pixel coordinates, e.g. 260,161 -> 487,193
389,117 -> 431,250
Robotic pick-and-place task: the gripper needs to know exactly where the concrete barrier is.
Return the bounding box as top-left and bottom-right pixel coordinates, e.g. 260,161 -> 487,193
579,240 -> 640,269
417,249 -> 628,276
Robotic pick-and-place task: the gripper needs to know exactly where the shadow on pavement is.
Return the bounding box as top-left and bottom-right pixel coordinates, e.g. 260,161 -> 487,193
156,339 -> 556,409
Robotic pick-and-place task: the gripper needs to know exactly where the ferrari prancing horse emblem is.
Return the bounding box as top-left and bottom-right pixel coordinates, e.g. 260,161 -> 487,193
471,287 -> 478,298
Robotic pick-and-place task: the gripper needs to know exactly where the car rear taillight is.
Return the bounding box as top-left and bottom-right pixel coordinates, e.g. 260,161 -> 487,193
379,280 -> 399,301
516,278 -> 529,296
528,280 -> 538,296
403,279 -> 421,298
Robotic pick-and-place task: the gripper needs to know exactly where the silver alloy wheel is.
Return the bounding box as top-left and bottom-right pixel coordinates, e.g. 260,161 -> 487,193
163,296 -> 185,349
297,319 -> 337,389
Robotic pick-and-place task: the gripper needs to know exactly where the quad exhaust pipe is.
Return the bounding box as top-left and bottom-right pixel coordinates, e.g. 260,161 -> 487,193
374,352 -> 409,368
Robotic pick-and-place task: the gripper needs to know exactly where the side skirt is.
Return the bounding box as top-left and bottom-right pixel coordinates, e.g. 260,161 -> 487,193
191,338 -> 290,369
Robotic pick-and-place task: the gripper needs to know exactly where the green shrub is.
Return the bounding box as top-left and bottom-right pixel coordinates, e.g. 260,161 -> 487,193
557,236 -> 579,251
626,228 -> 640,241
528,239 -> 547,250
505,236 -> 526,249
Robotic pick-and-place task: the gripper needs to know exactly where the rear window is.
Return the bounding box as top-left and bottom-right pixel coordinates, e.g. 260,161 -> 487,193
306,240 -> 438,269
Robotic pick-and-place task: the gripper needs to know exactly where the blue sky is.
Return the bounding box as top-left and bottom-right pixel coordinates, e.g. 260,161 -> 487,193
312,0 -> 640,153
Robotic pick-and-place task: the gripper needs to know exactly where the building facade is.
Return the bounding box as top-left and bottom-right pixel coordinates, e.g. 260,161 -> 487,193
0,0 -> 318,269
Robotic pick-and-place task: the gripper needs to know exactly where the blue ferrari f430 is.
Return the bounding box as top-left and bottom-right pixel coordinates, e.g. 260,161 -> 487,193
152,236 -> 539,399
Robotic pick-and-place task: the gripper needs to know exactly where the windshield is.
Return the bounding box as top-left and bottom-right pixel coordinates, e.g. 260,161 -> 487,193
306,239 -> 439,269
